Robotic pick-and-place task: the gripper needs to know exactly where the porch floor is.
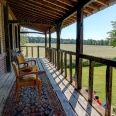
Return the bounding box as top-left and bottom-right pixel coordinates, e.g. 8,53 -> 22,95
0,58 -> 104,116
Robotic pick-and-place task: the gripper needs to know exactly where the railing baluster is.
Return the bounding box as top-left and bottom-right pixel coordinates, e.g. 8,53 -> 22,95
69,53 -> 72,83
26,47 -> 28,58
31,47 -> 33,58
53,49 -> 54,65
88,60 -> 94,104
59,51 -> 61,70
61,51 -> 63,73
55,50 -> 56,67
64,52 -> 67,78
105,66 -> 112,116
37,46 -> 39,58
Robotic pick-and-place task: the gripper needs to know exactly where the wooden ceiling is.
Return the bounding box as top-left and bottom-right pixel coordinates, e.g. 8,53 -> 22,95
7,0 -> 115,33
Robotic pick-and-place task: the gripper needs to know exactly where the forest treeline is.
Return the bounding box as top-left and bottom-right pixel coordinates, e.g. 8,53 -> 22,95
28,36 -> 109,45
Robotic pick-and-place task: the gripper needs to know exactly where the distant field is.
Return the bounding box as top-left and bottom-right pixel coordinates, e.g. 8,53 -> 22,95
22,43 -> 116,59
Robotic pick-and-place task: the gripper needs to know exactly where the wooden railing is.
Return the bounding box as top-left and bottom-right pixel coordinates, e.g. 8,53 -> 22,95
21,45 -> 115,116
20,46 -> 45,58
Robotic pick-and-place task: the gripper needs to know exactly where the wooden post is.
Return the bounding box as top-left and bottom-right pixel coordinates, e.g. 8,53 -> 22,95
56,22 -> 63,70
49,27 -> 51,62
45,32 -> 47,58
18,25 -> 20,50
88,60 -> 94,104
15,26 -> 18,48
37,46 -> 39,58
70,53 -> 72,83
75,1 -> 83,90
4,3 -> 11,72
9,24 -> 13,50
105,66 -> 112,116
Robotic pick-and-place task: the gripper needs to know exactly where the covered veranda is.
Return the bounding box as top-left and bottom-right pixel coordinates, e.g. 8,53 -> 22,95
0,0 -> 116,116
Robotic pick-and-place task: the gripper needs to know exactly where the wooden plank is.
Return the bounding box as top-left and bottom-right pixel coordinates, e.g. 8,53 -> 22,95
40,58 -> 76,116
44,59 -> 89,116
0,72 -> 15,104
0,73 -> 11,89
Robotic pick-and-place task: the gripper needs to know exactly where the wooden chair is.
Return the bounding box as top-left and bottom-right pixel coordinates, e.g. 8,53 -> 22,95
12,62 -> 41,102
16,55 -> 38,72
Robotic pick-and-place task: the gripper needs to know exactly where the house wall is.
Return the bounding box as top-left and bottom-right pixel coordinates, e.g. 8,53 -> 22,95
0,2 -> 18,76
0,2 -> 6,76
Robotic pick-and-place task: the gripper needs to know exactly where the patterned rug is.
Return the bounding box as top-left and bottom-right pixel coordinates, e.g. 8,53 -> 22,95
2,72 -> 66,116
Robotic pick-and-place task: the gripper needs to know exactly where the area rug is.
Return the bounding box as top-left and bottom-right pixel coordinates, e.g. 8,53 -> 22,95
2,72 -> 66,116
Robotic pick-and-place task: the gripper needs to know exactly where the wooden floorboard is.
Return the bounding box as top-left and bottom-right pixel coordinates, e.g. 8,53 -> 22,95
0,58 -> 104,116
42,58 -> 102,116
40,58 -> 76,116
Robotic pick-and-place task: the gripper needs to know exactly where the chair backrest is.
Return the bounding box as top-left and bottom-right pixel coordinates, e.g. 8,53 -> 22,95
16,55 -> 26,64
12,62 -> 19,77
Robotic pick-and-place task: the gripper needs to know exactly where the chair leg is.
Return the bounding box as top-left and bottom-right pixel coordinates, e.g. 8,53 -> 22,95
15,86 -> 17,95
15,87 -> 20,102
38,82 -> 41,96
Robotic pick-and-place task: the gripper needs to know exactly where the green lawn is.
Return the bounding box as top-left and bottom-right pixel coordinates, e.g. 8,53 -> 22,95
67,66 -> 116,106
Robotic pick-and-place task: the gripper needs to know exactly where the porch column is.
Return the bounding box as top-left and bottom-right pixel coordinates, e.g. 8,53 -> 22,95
56,22 -> 63,70
45,31 -> 47,58
4,3 -> 11,72
49,27 -> 51,62
18,25 -> 20,50
75,1 -> 83,90
15,26 -> 18,48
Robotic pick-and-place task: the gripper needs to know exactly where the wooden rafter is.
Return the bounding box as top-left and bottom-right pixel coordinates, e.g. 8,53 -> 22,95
43,0 -> 70,10
28,0 -> 66,14
8,1 -> 61,18
95,0 -> 109,6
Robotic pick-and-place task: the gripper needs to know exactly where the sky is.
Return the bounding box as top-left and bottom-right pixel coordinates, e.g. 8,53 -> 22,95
26,3 -> 116,40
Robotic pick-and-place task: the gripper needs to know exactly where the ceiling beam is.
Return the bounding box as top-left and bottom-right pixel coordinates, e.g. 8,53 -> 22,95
8,20 -> 56,27
57,0 -> 91,23
20,32 -> 44,34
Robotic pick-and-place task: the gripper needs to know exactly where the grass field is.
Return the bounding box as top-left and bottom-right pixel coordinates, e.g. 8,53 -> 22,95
21,43 -> 116,106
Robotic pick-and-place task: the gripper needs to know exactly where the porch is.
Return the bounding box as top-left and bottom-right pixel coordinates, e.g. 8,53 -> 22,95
0,57 -> 108,116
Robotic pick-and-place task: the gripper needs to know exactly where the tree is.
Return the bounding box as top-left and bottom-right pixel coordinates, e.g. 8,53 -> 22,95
107,21 -> 116,47
20,27 -> 29,45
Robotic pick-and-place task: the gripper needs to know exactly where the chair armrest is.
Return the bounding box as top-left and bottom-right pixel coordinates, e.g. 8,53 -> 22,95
19,66 -> 32,72
19,62 -> 29,67
26,60 -> 36,65
19,71 -> 38,77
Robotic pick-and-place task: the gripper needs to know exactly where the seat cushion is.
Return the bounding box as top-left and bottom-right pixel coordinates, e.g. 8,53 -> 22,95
19,74 -> 39,83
